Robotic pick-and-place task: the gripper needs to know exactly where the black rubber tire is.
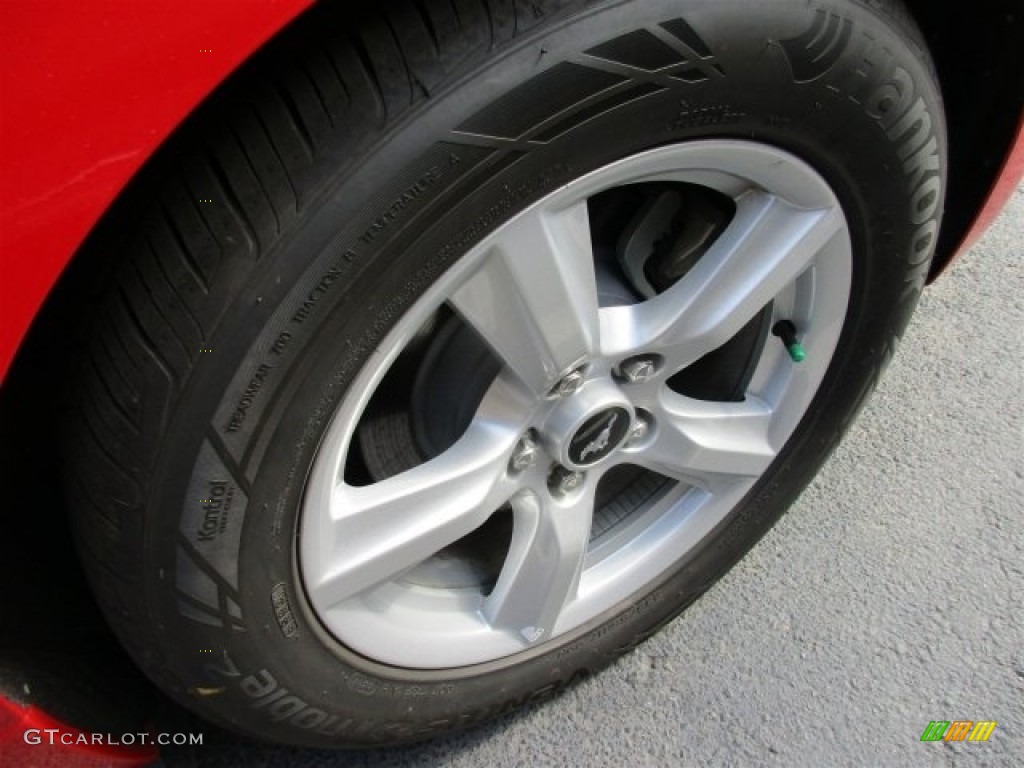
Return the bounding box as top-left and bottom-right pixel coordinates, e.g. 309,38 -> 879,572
66,0 -> 945,748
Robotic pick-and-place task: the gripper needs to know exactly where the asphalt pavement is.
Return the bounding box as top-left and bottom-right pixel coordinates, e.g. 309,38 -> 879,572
163,188 -> 1023,768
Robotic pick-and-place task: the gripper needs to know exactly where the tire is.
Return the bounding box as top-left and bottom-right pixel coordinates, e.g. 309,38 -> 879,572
67,0 -> 945,748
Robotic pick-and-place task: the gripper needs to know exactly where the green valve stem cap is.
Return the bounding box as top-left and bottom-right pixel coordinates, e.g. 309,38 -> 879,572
772,320 -> 806,363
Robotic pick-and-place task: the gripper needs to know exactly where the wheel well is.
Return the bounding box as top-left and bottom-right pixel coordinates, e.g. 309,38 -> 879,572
904,0 -> 1024,279
9,0 -> 1023,391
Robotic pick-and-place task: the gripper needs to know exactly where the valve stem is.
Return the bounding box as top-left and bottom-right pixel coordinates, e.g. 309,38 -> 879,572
773,320 -> 806,363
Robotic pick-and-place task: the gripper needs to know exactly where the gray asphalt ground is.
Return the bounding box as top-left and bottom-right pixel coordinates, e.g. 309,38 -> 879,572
167,188 -> 1023,767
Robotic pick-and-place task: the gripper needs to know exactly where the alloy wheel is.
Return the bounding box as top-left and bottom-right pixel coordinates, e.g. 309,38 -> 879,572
299,139 -> 852,668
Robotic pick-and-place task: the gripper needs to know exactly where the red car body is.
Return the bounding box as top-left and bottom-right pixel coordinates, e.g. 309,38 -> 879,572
0,0 -> 314,382
0,3 -> 313,763
0,1 -> 1020,764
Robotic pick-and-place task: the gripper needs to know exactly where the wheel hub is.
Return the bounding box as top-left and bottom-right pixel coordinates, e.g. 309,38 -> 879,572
543,380 -> 633,470
568,407 -> 631,467
544,382 -> 630,473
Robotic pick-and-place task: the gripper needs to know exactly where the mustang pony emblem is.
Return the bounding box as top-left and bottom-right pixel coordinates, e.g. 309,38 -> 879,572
579,413 -> 618,462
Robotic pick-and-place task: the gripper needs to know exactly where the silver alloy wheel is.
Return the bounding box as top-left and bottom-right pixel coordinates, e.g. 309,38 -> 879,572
299,140 -> 851,668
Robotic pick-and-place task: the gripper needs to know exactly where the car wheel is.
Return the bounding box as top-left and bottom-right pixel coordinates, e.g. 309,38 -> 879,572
67,0 -> 945,747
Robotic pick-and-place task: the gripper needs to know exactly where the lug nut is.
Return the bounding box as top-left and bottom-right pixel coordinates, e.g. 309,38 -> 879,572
627,417 -> 649,444
509,433 -> 539,473
553,368 -> 585,397
619,356 -> 658,384
549,465 -> 585,495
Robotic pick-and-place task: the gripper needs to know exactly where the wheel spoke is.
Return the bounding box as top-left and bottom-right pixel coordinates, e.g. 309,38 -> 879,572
450,200 -> 600,395
305,396 -> 527,609
633,392 -> 776,489
600,190 -> 843,368
482,485 -> 595,644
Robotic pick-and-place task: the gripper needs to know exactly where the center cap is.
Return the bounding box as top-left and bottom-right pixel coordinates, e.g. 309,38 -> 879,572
542,377 -> 635,471
568,407 -> 631,467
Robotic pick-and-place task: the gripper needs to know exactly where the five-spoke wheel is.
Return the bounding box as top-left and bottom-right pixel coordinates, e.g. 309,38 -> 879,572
300,140 -> 852,667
